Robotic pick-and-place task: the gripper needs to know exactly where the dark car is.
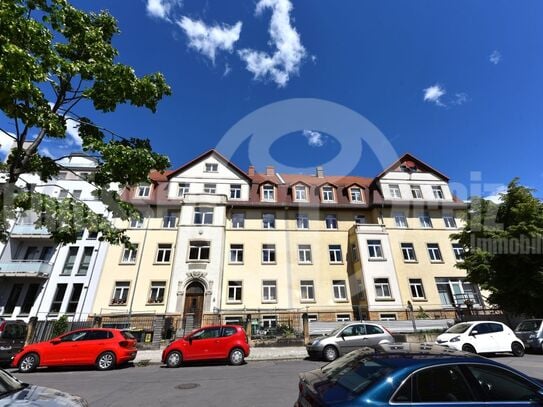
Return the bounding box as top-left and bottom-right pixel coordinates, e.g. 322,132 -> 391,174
0,367 -> 88,406
515,319 -> 543,353
162,324 -> 250,367
295,343 -> 543,406
0,319 -> 27,366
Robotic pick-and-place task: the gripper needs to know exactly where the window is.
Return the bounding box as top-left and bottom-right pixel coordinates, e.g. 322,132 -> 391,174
230,184 -> 241,199
294,185 -> 307,201
336,314 -> 351,322
232,213 -> 245,228
58,190 -> 68,199
411,185 -> 423,199
374,278 -> 392,298
4,284 -> 22,314
72,189 -> 82,199
350,187 -> 363,203
112,282 -> 130,305
394,212 -> 408,228
66,284 -> 83,313
262,280 -> 277,302
401,243 -> 417,262
452,243 -> 464,260
137,184 -> 151,197
262,315 -> 277,329
205,163 -> 218,172
298,244 -> 312,264
121,244 -> 138,263
178,183 -> 190,197
148,281 -> 166,303
443,215 -> 457,228
322,186 -> 335,202
77,247 -> 93,275
328,245 -> 343,263
354,215 -> 366,225
262,184 -> 275,201
262,213 -> 275,229
21,284 -> 40,314
419,212 -> 433,228
76,230 -> 84,240
367,240 -> 384,259
333,280 -> 347,300
228,281 -> 242,302
62,247 -> 78,275
389,184 -> 401,198
156,244 -> 172,263
203,183 -> 216,194
432,185 -> 445,199
194,207 -> 213,224
409,279 -> 426,299
427,243 -> 442,261
230,244 -> 244,263
296,213 -> 309,229
130,218 -> 143,228
87,231 -> 98,240
50,283 -> 67,313
325,214 -> 338,229
300,280 -> 315,301
262,244 -> 276,263
188,241 -> 210,261
379,313 -> 397,321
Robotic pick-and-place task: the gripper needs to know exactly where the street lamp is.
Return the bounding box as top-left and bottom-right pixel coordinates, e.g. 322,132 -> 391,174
406,301 -> 417,332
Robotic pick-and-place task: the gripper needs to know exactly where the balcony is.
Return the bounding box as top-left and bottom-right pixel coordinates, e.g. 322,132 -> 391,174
11,223 -> 51,238
355,224 -> 388,235
0,260 -> 52,277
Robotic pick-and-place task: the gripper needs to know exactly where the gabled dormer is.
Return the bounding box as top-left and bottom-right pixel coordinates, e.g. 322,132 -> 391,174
260,181 -> 277,202
318,182 -> 337,203
344,183 -> 365,204
291,181 -> 311,202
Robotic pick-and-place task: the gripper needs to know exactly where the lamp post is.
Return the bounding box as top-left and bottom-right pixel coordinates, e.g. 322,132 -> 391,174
406,300 -> 417,332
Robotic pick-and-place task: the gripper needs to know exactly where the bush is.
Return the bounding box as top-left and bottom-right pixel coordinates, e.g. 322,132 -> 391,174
52,315 -> 69,338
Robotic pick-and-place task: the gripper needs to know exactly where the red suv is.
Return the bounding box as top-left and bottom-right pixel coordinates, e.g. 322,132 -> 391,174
162,324 -> 250,367
12,328 -> 137,372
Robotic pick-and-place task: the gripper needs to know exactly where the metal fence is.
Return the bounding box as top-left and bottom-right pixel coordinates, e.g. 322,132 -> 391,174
29,320 -> 93,343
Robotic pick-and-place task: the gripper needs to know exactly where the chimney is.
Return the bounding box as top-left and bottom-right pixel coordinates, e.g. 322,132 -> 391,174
316,166 -> 324,178
248,166 -> 255,176
266,166 -> 275,176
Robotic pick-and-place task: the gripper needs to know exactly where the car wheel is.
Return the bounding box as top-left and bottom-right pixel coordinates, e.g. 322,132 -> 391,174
96,351 -> 116,371
462,344 -> 477,354
323,346 -> 339,362
229,348 -> 245,366
166,351 -> 182,368
511,342 -> 525,357
18,352 -> 39,373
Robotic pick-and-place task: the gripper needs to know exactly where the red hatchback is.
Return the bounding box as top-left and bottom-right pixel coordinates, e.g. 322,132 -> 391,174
12,328 -> 137,373
162,324 -> 250,367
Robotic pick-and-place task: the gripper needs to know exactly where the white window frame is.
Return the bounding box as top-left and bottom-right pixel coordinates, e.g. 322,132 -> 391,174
432,185 -> 445,199
411,185 -> 423,199
350,187 -> 363,203
409,279 -> 426,299
262,244 -> 276,264
452,243 -> 464,260
194,207 -> 213,225
328,245 -> 343,263
294,185 -> 307,201
419,212 -> 433,228
298,244 -> 312,264
262,184 -> 275,201
394,212 -> 408,228
401,243 -> 417,262
374,278 -> 392,299
354,215 -> 366,225
336,314 -> 351,322
262,213 -> 275,229
322,186 -> 335,202
112,282 -> 130,305
148,281 -> 166,304
203,183 -> 216,194
296,213 -> 309,229
444,215 -> 457,228
367,239 -> 384,259
121,244 -> 138,264
188,241 -> 210,261
332,280 -> 347,301
325,214 -> 338,229
205,163 -> 218,173
130,218 -> 143,228
389,184 -> 402,198
155,244 -> 172,263
300,280 -> 315,301
427,243 -> 443,262
227,281 -> 242,302
177,183 -> 190,197
232,213 -> 245,228
230,184 -> 242,199
137,184 -> 151,198
379,313 -> 397,321
262,280 -> 277,303
229,244 -> 244,264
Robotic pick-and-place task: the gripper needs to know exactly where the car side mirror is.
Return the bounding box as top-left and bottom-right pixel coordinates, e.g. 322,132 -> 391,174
470,330 -> 479,336
51,338 -> 61,344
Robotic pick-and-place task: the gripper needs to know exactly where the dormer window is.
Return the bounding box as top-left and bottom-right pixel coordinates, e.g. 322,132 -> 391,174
294,185 -> 307,201
410,185 -> 423,199
137,184 -> 151,198
205,163 -> 218,173
262,184 -> 275,201
350,187 -> 363,203
322,186 -> 335,202
432,185 -> 445,199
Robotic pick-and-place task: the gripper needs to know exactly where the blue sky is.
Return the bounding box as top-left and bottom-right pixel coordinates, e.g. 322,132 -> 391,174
2,0 -> 543,200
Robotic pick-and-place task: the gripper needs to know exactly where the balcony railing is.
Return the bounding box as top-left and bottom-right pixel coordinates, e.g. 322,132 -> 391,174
11,224 -> 51,237
355,223 -> 388,234
0,260 -> 52,276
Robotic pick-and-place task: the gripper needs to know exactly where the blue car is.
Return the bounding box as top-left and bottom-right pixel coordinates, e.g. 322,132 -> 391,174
295,343 -> 543,406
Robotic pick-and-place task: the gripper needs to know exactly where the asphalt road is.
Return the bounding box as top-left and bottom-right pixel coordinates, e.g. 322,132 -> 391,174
8,354 -> 543,407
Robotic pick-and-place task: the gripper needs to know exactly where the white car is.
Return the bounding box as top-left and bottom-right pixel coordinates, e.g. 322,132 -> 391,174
435,321 -> 525,357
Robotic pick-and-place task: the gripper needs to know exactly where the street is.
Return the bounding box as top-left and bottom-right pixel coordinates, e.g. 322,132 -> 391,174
8,354 -> 543,407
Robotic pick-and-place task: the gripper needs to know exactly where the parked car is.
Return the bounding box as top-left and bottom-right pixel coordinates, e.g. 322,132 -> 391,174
11,328 -> 137,373
515,319 -> 543,353
0,367 -> 88,406
305,322 -> 394,361
294,343 -> 543,406
0,319 -> 27,366
435,320 -> 525,356
162,324 -> 250,367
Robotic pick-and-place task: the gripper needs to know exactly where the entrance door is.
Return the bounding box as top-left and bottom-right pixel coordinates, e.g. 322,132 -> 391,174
184,282 -> 204,328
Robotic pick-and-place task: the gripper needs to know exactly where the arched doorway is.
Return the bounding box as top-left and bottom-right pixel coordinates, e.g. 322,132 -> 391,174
183,281 -> 205,328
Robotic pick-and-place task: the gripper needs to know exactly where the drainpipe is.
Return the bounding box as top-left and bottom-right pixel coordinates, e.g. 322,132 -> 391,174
127,215 -> 150,327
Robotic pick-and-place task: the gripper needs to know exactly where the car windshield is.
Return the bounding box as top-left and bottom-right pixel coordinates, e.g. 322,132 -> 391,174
516,320 -> 542,332
0,369 -> 26,396
321,350 -> 394,395
328,325 -> 349,337
445,323 -> 473,334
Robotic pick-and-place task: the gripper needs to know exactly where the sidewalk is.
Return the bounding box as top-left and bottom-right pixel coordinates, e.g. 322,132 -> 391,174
133,346 -> 307,365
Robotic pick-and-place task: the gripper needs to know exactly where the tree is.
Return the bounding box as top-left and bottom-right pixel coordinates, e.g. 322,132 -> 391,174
0,0 -> 171,245
453,179 -> 543,316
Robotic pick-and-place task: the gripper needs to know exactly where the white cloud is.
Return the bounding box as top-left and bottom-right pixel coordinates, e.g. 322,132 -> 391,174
489,50 -> 502,65
423,84 -> 446,106
177,17 -> 242,63
484,185 -> 507,204
65,118 -> 82,147
239,0 -> 307,87
0,131 -> 15,158
146,0 -> 182,21
39,146 -> 54,158
452,92 -> 469,106
303,130 -> 324,147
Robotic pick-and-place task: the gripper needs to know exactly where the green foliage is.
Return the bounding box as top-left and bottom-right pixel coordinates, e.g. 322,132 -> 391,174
51,314 -> 69,337
0,0 -> 171,244
453,179 -> 543,316
416,306 -> 430,319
